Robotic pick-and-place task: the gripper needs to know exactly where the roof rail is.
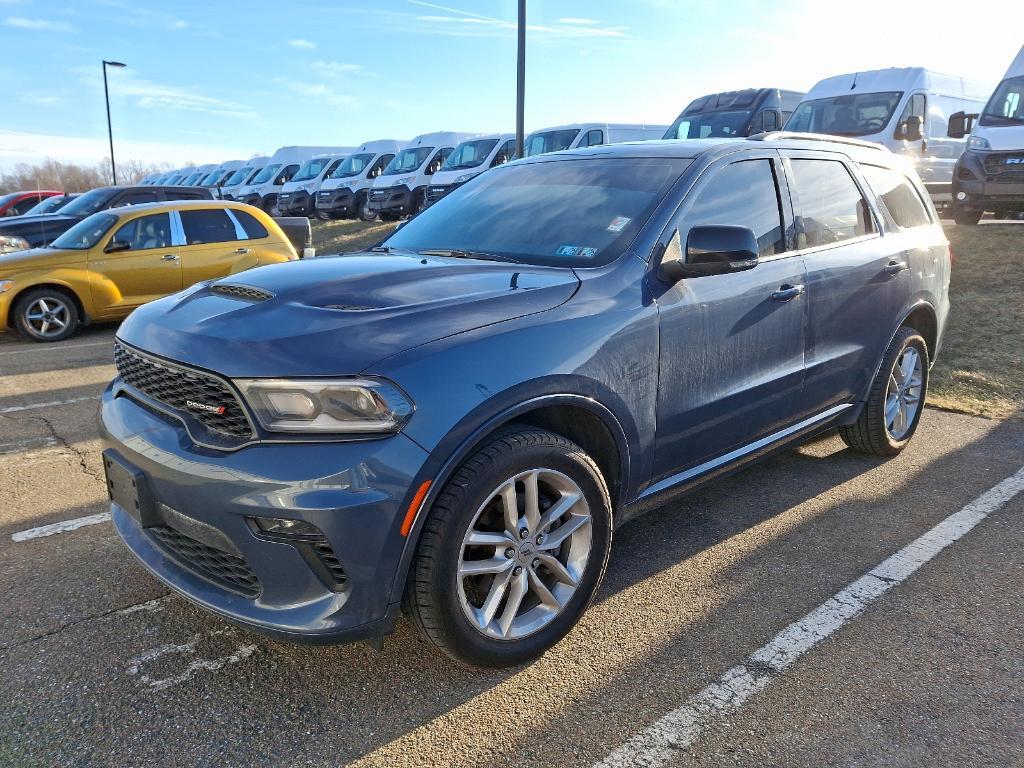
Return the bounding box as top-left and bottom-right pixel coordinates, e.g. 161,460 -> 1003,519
748,131 -> 888,151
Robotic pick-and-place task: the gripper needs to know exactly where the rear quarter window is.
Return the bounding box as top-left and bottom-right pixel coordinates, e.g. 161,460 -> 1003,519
790,159 -> 874,248
233,210 -> 269,240
860,165 -> 932,229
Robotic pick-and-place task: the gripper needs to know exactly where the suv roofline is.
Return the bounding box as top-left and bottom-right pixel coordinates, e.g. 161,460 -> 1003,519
749,131 -> 889,151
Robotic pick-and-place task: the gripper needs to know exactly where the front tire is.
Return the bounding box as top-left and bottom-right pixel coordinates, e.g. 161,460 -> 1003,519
13,288 -> 80,342
839,327 -> 928,456
952,204 -> 983,225
406,427 -> 612,668
356,194 -> 378,222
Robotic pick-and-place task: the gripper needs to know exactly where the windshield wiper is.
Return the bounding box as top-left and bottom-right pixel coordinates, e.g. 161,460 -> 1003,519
418,248 -> 517,263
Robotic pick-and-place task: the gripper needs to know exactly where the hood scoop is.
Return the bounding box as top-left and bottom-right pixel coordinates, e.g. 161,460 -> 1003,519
211,284 -> 274,302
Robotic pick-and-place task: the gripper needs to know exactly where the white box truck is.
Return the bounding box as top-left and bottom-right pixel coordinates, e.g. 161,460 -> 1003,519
423,133 -> 516,208
948,45 -> 1024,223
277,149 -> 358,217
784,67 -> 991,203
523,123 -> 668,156
316,139 -> 407,221
367,131 -> 481,219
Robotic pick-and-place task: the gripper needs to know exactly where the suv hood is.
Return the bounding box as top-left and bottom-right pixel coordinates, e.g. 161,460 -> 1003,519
117,251 -> 580,377
0,214 -> 78,235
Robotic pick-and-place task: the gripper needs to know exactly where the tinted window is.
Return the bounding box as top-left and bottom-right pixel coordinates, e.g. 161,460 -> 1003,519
12,196 -> 42,215
385,157 -> 689,268
111,213 -> 173,250
234,210 -> 269,239
790,159 -> 874,248
861,165 -> 931,229
685,160 -> 784,257
60,188 -> 117,216
180,209 -> 238,245
491,140 -> 516,167
166,190 -> 206,201
664,110 -> 752,139
49,213 -> 118,250
116,191 -> 158,207
524,129 -> 580,157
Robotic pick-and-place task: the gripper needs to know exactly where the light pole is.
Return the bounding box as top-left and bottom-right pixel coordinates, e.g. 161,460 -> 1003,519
102,60 -> 126,185
515,0 -> 525,158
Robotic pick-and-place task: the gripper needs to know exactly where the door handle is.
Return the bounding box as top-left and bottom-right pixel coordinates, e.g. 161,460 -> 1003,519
161,254 -> 179,261
771,284 -> 805,301
234,247 -> 252,254
883,259 -> 909,275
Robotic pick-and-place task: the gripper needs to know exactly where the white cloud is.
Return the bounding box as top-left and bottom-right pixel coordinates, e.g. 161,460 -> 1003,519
5,16 -> 74,32
288,38 -> 316,49
403,1 -> 627,39
95,1 -> 187,30
311,60 -> 363,75
558,18 -> 598,25
271,77 -> 358,108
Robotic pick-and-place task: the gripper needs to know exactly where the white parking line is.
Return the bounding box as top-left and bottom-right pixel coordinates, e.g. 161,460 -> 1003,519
594,465 -> 1024,768
10,512 -> 111,542
0,339 -> 113,356
126,630 -> 258,692
0,395 -> 98,413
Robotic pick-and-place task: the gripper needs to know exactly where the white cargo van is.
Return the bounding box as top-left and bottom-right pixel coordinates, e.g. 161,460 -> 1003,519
948,45 -> 1024,223
524,123 -> 668,157
182,164 -> 217,186
198,160 -> 245,195
234,146 -> 344,213
219,156 -> 270,201
367,131 -> 480,219
316,139 -> 407,221
423,133 -> 516,208
784,67 -> 991,203
277,149 -> 357,217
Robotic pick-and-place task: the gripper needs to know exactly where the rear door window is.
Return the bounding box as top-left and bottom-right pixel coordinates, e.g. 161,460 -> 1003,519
861,165 -> 932,229
685,159 -> 785,257
180,209 -> 240,245
790,159 -> 874,248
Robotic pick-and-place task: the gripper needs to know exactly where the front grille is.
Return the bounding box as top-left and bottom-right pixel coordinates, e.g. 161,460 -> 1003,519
983,152 -> 1024,175
424,185 -> 449,204
114,341 -> 254,441
991,171 -> 1024,184
149,525 -> 261,597
368,189 -> 388,202
211,284 -> 273,302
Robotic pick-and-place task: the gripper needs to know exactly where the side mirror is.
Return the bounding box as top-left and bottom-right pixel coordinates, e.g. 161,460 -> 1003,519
896,115 -> 923,142
947,111 -> 976,139
658,225 -> 759,282
104,240 -> 131,253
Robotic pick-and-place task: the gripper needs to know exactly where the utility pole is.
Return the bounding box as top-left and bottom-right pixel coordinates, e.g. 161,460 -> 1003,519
515,0 -> 526,158
102,60 -> 127,184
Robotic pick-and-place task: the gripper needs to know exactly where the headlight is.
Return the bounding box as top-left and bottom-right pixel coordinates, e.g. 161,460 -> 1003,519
0,235 -> 30,254
967,135 -> 990,151
236,377 -> 414,434
396,176 -> 416,186
0,279 -> 13,293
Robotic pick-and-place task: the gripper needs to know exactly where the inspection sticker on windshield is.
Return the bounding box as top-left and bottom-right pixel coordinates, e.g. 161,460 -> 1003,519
556,245 -> 581,257
607,216 -> 631,233
579,247 -> 598,258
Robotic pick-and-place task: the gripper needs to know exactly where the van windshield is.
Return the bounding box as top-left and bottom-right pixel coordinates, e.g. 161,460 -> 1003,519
331,153 -> 376,178
663,110 -> 752,139
49,213 -> 118,250
200,172 -> 222,186
224,167 -> 253,186
979,76 -> 1024,126
381,147 -> 433,175
442,138 -> 500,170
292,157 -> 336,183
524,129 -> 580,157
383,157 -> 690,268
251,164 -> 282,184
785,91 -> 903,136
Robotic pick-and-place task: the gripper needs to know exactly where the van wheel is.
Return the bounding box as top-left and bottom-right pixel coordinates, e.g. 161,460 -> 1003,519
406,427 -> 612,668
14,288 -> 80,342
356,194 -> 377,222
952,204 -> 983,225
839,327 -> 928,456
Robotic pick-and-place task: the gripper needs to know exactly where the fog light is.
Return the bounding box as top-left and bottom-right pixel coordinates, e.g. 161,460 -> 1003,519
250,516 -> 322,540
957,191 -> 967,201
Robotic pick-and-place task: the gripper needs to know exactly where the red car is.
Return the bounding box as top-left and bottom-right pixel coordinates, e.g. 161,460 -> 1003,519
0,190 -> 63,217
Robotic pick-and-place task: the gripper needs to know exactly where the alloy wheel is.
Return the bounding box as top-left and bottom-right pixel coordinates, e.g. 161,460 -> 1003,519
457,468 -> 592,640
24,297 -> 71,339
885,346 -> 923,440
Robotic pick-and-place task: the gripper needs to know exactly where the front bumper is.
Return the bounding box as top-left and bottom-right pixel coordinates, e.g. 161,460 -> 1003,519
953,150 -> 1024,210
316,187 -> 357,216
367,185 -> 414,215
235,192 -> 263,208
100,384 -> 429,643
277,190 -> 315,215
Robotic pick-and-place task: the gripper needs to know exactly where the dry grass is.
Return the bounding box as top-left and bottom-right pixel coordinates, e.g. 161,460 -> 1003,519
929,222 -> 1024,420
309,218 -> 1023,420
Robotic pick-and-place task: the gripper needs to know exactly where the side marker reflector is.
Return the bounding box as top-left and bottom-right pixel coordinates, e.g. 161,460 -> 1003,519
401,480 -> 432,537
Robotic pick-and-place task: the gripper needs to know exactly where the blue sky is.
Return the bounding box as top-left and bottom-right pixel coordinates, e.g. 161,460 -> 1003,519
1,0 -> 1021,169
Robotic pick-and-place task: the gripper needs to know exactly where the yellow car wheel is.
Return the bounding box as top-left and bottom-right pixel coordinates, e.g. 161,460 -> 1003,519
14,287 -> 80,343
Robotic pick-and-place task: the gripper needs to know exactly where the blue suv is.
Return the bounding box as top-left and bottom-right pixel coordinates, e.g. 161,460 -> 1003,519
101,134 -> 949,667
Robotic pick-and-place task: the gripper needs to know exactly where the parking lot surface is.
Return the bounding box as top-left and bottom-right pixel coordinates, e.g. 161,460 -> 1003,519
1,327 -> 1021,767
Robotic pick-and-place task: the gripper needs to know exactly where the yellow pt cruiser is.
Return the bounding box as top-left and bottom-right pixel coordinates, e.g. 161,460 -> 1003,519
0,200 -> 299,342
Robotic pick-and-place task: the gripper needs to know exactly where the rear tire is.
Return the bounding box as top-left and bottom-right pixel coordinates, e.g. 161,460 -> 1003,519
406,427 -> 612,668
839,327 -> 928,456
13,287 -> 80,342
952,204 -> 983,225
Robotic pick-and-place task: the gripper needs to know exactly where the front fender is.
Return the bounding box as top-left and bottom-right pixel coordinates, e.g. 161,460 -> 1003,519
3,269 -> 92,325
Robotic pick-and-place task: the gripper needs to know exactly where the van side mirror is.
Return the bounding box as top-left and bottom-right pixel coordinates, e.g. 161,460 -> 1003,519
104,240 -> 131,253
658,225 -> 759,282
896,115 -> 923,142
947,111 -> 977,139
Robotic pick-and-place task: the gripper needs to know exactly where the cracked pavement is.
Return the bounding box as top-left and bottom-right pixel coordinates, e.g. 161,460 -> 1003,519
1,326 -> 1022,767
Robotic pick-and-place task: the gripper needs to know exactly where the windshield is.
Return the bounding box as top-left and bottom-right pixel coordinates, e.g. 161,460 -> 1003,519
330,152 -> 376,178
200,171 -> 222,186
24,196 -> 70,215
0,193 -> 20,208
251,163 -> 282,184
441,138 -> 500,170
384,157 -> 689,268
980,75 -> 1024,126
292,157 -> 335,182
49,212 -> 118,250
59,188 -> 116,217
664,110 -> 753,139
382,147 -> 434,175
224,167 -> 253,186
785,91 -> 903,137
524,129 -> 581,157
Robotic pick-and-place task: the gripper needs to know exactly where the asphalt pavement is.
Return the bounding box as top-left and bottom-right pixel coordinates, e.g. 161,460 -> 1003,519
1,325 -> 1021,768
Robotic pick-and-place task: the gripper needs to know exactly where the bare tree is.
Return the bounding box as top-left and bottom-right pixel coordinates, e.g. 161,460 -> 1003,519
0,158 -> 187,193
